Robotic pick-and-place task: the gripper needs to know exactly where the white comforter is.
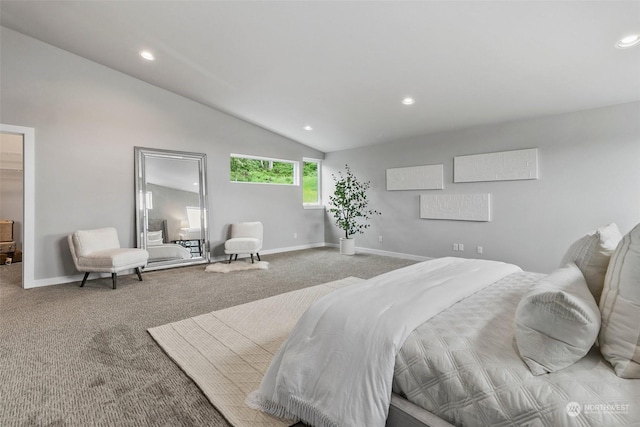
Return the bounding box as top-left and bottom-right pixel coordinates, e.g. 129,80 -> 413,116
394,271 -> 640,426
251,257 -> 522,427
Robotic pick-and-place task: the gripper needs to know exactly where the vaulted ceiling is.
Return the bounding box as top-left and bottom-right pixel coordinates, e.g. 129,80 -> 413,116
1,1 -> 639,152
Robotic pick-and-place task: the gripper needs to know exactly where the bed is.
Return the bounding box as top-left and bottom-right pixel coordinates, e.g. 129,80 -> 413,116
146,219 -> 192,262
253,222 -> 640,427
390,270 -> 638,426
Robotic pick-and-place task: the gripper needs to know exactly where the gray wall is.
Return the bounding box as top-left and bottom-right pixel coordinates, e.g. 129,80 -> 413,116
324,102 -> 640,273
0,27 -> 325,282
3,26 -> 637,281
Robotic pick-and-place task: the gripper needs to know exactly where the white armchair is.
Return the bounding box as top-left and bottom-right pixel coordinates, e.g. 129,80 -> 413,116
68,227 -> 149,289
224,221 -> 263,264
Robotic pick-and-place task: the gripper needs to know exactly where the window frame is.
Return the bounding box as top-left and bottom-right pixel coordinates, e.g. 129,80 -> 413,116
302,157 -> 323,208
230,153 -> 300,186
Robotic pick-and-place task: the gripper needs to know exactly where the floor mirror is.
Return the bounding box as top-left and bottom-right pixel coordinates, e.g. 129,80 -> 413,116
135,147 -> 209,269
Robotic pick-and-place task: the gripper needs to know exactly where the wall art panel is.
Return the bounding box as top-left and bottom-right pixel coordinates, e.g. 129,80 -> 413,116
454,148 -> 538,183
386,164 -> 444,190
420,193 -> 491,221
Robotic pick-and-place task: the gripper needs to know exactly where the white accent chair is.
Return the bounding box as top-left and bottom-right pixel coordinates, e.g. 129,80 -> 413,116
224,221 -> 263,264
68,227 -> 149,289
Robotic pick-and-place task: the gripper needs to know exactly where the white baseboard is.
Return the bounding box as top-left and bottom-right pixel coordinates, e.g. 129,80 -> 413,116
29,272 -> 115,289
324,243 -> 432,262
30,243 -> 426,288
210,242 -> 327,263
31,243 -> 329,287
262,242 -> 327,255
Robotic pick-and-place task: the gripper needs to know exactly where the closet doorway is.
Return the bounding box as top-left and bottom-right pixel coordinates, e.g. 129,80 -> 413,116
0,124 -> 34,289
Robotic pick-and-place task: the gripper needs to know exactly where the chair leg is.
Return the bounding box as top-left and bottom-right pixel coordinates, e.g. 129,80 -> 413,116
228,254 -> 233,264
80,272 -> 90,287
135,267 -> 143,281
112,273 -> 117,289
256,253 -> 261,262
234,254 -> 238,261
250,254 -> 254,263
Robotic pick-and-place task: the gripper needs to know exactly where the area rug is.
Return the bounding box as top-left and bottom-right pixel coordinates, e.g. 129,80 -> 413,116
205,260 -> 269,273
148,276 -> 364,427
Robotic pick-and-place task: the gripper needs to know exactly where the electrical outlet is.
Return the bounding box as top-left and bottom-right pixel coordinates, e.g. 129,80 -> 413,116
378,236 -> 383,243
459,243 -> 464,251
294,232 -> 297,239
453,243 -> 459,251
477,246 -> 483,254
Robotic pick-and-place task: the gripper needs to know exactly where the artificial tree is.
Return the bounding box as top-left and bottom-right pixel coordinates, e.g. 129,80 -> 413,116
328,165 -> 381,254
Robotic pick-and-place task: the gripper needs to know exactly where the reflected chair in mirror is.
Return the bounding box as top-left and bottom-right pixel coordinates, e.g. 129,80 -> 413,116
224,221 -> 263,264
68,227 -> 149,289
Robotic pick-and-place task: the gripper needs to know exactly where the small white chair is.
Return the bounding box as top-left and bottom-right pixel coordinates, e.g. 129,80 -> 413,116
224,221 -> 263,264
68,227 -> 149,289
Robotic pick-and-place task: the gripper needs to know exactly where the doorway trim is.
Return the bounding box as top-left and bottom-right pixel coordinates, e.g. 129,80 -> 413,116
0,124 -> 34,289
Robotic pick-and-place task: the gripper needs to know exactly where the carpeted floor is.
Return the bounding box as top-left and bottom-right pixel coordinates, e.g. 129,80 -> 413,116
0,248 -> 416,427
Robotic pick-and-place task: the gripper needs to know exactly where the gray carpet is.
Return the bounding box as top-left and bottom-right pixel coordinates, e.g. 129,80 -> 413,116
0,248 -> 416,427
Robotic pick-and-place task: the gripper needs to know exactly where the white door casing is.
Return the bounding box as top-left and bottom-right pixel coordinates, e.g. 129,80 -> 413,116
0,124 -> 35,289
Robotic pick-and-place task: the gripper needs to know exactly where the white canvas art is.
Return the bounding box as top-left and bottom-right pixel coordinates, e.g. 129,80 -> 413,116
420,193 -> 491,222
454,148 -> 538,183
386,164 -> 444,191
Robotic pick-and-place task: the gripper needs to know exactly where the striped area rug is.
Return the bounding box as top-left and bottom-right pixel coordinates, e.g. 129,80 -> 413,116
148,276 -> 364,427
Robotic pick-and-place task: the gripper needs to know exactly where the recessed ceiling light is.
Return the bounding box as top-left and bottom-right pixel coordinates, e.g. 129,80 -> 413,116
401,97 -> 415,105
304,125 -> 313,131
140,50 -> 155,61
616,35 -> 640,49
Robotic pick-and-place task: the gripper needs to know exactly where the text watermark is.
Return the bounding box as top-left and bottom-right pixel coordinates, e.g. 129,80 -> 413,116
566,401 -> 630,417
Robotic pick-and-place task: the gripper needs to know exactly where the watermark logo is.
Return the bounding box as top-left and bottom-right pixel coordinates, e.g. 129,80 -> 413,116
566,401 -> 630,417
566,402 -> 581,417
583,403 -> 630,415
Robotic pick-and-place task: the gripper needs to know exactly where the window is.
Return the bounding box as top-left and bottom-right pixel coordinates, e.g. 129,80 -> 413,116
145,191 -> 153,210
303,158 -> 322,206
230,154 -> 298,185
186,206 -> 202,229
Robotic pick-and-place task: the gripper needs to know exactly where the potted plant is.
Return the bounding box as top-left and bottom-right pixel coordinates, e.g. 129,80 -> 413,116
328,165 -> 381,255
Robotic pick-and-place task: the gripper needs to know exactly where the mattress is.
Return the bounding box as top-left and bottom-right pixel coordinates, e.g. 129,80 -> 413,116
393,271 -> 640,426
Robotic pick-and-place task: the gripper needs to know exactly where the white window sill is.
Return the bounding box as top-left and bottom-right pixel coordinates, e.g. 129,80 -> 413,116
303,205 -> 326,210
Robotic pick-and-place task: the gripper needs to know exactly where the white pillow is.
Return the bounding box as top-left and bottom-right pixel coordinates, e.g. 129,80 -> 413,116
514,263 -> 601,376
147,230 -> 163,246
560,223 -> 622,302
599,222 -> 640,379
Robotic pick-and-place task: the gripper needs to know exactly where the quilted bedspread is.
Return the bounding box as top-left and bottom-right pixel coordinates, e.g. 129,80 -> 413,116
393,271 -> 640,426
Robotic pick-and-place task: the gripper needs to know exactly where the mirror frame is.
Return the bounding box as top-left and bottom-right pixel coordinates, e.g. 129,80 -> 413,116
134,146 -> 209,270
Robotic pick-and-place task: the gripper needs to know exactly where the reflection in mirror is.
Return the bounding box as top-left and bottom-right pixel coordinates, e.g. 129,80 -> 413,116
135,147 -> 209,269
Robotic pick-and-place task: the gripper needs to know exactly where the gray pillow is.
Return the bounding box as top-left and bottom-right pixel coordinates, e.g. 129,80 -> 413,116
514,263 -> 600,375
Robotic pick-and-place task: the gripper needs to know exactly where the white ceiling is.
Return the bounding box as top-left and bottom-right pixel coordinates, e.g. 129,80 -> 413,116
1,1 -> 639,153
